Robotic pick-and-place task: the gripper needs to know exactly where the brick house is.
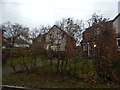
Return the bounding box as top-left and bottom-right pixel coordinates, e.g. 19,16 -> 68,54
112,13 -> 120,50
81,26 -> 97,57
81,13 -> 120,57
33,25 -> 76,59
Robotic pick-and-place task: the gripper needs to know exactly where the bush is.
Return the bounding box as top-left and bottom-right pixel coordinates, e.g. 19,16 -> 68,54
67,59 -> 96,79
91,19 -> 118,82
2,48 -> 11,64
7,58 -> 19,72
6,57 -> 40,72
113,56 -> 120,78
2,48 -> 32,65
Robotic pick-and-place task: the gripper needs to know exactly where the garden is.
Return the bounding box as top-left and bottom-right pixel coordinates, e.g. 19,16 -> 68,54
2,47 -> 120,88
2,14 -> 120,89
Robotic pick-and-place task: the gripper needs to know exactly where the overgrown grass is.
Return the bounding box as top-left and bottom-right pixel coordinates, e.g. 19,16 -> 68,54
5,56 -> 47,72
2,57 -> 120,88
3,67 -> 119,88
67,59 -> 96,79
112,56 -> 120,81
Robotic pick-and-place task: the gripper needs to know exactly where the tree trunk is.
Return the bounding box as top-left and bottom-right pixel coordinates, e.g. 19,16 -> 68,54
12,66 -> 16,72
50,59 -> 53,66
23,58 -> 29,71
60,60 -> 64,74
57,59 -> 60,72
33,57 -> 36,67
64,59 -> 68,70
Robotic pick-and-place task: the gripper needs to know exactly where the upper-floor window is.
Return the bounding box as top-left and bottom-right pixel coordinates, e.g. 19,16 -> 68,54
118,39 -> 120,47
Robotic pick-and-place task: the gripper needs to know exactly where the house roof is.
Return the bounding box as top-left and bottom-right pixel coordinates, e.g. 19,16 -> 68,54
44,25 -> 68,36
83,26 -> 93,34
52,25 -> 76,41
84,13 -> 120,32
112,13 -> 120,22
43,25 -> 66,36
37,25 -> 76,42
83,19 -> 114,34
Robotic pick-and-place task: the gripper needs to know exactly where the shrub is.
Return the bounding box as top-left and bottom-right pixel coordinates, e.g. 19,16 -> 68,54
7,58 -> 18,72
67,59 -> 96,79
2,48 -> 10,64
6,57 -> 40,72
93,22 -> 118,82
113,56 -> 120,79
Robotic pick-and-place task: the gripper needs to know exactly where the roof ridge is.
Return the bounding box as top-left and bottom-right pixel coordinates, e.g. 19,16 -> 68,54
112,13 -> 120,22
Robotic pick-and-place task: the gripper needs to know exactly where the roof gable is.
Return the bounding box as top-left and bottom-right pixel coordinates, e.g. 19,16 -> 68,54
35,25 -> 76,42
44,25 -> 75,41
47,25 -> 66,35
112,13 -> 120,22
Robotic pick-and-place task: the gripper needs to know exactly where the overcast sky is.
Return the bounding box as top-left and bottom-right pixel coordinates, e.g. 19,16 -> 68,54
0,0 -> 120,28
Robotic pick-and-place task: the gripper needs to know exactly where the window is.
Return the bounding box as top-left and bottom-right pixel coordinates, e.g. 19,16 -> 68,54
83,44 -> 87,51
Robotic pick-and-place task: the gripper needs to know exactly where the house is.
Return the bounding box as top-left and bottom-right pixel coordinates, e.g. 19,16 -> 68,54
81,13 -> 120,57
81,26 -> 97,57
112,13 -> 120,50
33,25 -> 76,59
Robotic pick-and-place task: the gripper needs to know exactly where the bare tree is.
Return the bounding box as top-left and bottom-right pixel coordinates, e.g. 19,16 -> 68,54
29,25 -> 50,43
87,13 -> 109,27
88,14 -> 118,82
30,25 -> 50,67
1,22 -> 30,48
55,18 -> 84,45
